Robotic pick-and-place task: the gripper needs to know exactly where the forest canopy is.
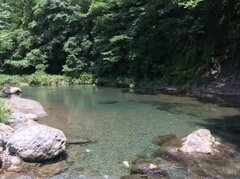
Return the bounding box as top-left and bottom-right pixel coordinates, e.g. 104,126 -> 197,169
0,0 -> 239,86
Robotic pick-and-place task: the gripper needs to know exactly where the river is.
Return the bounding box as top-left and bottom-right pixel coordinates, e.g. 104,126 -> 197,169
21,86 -> 240,178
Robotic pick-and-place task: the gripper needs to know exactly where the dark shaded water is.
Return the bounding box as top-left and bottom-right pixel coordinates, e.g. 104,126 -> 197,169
21,86 -> 240,178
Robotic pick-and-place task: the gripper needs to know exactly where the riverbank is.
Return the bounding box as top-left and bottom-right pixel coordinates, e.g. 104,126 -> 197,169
0,73 -> 93,86
1,73 -> 240,104
0,88 -> 67,178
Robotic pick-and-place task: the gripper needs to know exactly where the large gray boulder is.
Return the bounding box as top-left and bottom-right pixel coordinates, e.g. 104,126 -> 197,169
7,124 -> 66,162
2,86 -> 22,95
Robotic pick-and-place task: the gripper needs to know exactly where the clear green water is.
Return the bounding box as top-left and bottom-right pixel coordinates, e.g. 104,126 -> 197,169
21,86 -> 240,178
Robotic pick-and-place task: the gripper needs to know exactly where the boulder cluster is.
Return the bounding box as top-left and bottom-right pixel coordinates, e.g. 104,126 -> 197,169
0,87 -> 66,173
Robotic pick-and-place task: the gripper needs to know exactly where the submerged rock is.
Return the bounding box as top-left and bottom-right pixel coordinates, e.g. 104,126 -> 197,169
98,100 -> 118,104
7,124 -> 66,162
131,162 -> 167,177
2,86 -> 22,95
67,138 -> 96,145
152,134 -> 178,146
0,172 -> 35,179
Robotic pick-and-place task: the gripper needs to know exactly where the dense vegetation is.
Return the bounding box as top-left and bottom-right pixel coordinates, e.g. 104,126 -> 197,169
0,0 -> 239,87
0,98 -> 11,123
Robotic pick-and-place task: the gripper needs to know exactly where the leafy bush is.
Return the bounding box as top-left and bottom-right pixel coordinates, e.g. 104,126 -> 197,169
27,72 -> 70,86
70,73 -> 93,85
0,98 -> 11,123
0,73 -> 95,86
0,74 -> 28,86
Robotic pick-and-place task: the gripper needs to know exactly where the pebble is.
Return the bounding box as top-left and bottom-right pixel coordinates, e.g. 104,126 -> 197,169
123,161 -> 130,168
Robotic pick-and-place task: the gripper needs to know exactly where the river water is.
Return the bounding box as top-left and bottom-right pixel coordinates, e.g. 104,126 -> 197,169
21,86 -> 240,178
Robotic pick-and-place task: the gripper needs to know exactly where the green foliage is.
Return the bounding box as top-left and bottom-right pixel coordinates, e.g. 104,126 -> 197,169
0,0 -> 239,87
70,73 -> 93,85
0,74 -> 28,85
63,35 -> 93,77
0,98 -> 11,123
178,0 -> 203,8
0,73 -> 94,86
27,72 -> 69,86
24,49 -> 48,72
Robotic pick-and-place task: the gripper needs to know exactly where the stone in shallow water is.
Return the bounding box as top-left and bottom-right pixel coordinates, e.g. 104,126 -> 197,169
98,100 -> 118,104
36,161 -> 67,177
7,124 -> 66,162
0,172 -> 34,179
131,162 -> 167,177
152,134 -> 178,146
150,129 -> 240,178
2,86 -> 22,95
180,129 -> 216,154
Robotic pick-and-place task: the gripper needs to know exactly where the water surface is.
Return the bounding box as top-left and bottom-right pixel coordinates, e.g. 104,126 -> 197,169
21,86 -> 240,178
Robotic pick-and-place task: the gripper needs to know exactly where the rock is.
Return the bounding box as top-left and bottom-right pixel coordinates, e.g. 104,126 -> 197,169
0,123 -> 14,144
36,161 -> 67,177
9,111 -> 29,126
10,156 -> 21,166
150,130 -> 240,179
67,138 -> 95,145
180,129 -> 216,154
24,113 -> 38,121
0,172 -> 35,179
7,124 -> 66,162
123,161 -> 130,168
0,158 -> 2,168
121,174 -> 166,179
7,165 -> 22,172
120,174 -> 149,179
131,162 -> 167,177
2,86 -> 22,95
9,112 -> 39,129
0,151 -> 22,171
152,134 -> 178,146
9,96 -> 47,118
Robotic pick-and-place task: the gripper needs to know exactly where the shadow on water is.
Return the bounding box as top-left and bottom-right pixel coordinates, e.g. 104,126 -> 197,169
121,88 -> 183,96
140,100 -> 202,117
195,94 -> 240,108
195,115 -> 240,146
97,100 -> 118,104
121,89 -> 159,95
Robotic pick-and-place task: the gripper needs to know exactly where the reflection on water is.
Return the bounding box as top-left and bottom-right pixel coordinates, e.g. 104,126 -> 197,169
21,86 -> 240,177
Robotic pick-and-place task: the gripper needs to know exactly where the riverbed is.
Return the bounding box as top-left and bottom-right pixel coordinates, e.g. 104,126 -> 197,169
21,86 -> 240,178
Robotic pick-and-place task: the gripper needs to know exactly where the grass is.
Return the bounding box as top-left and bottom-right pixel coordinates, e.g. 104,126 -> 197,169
0,72 -> 94,86
0,98 -> 11,123
0,73 -> 190,92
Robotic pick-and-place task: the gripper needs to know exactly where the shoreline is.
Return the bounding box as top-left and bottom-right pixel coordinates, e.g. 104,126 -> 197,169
1,73 -> 240,98
0,89 -> 67,178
